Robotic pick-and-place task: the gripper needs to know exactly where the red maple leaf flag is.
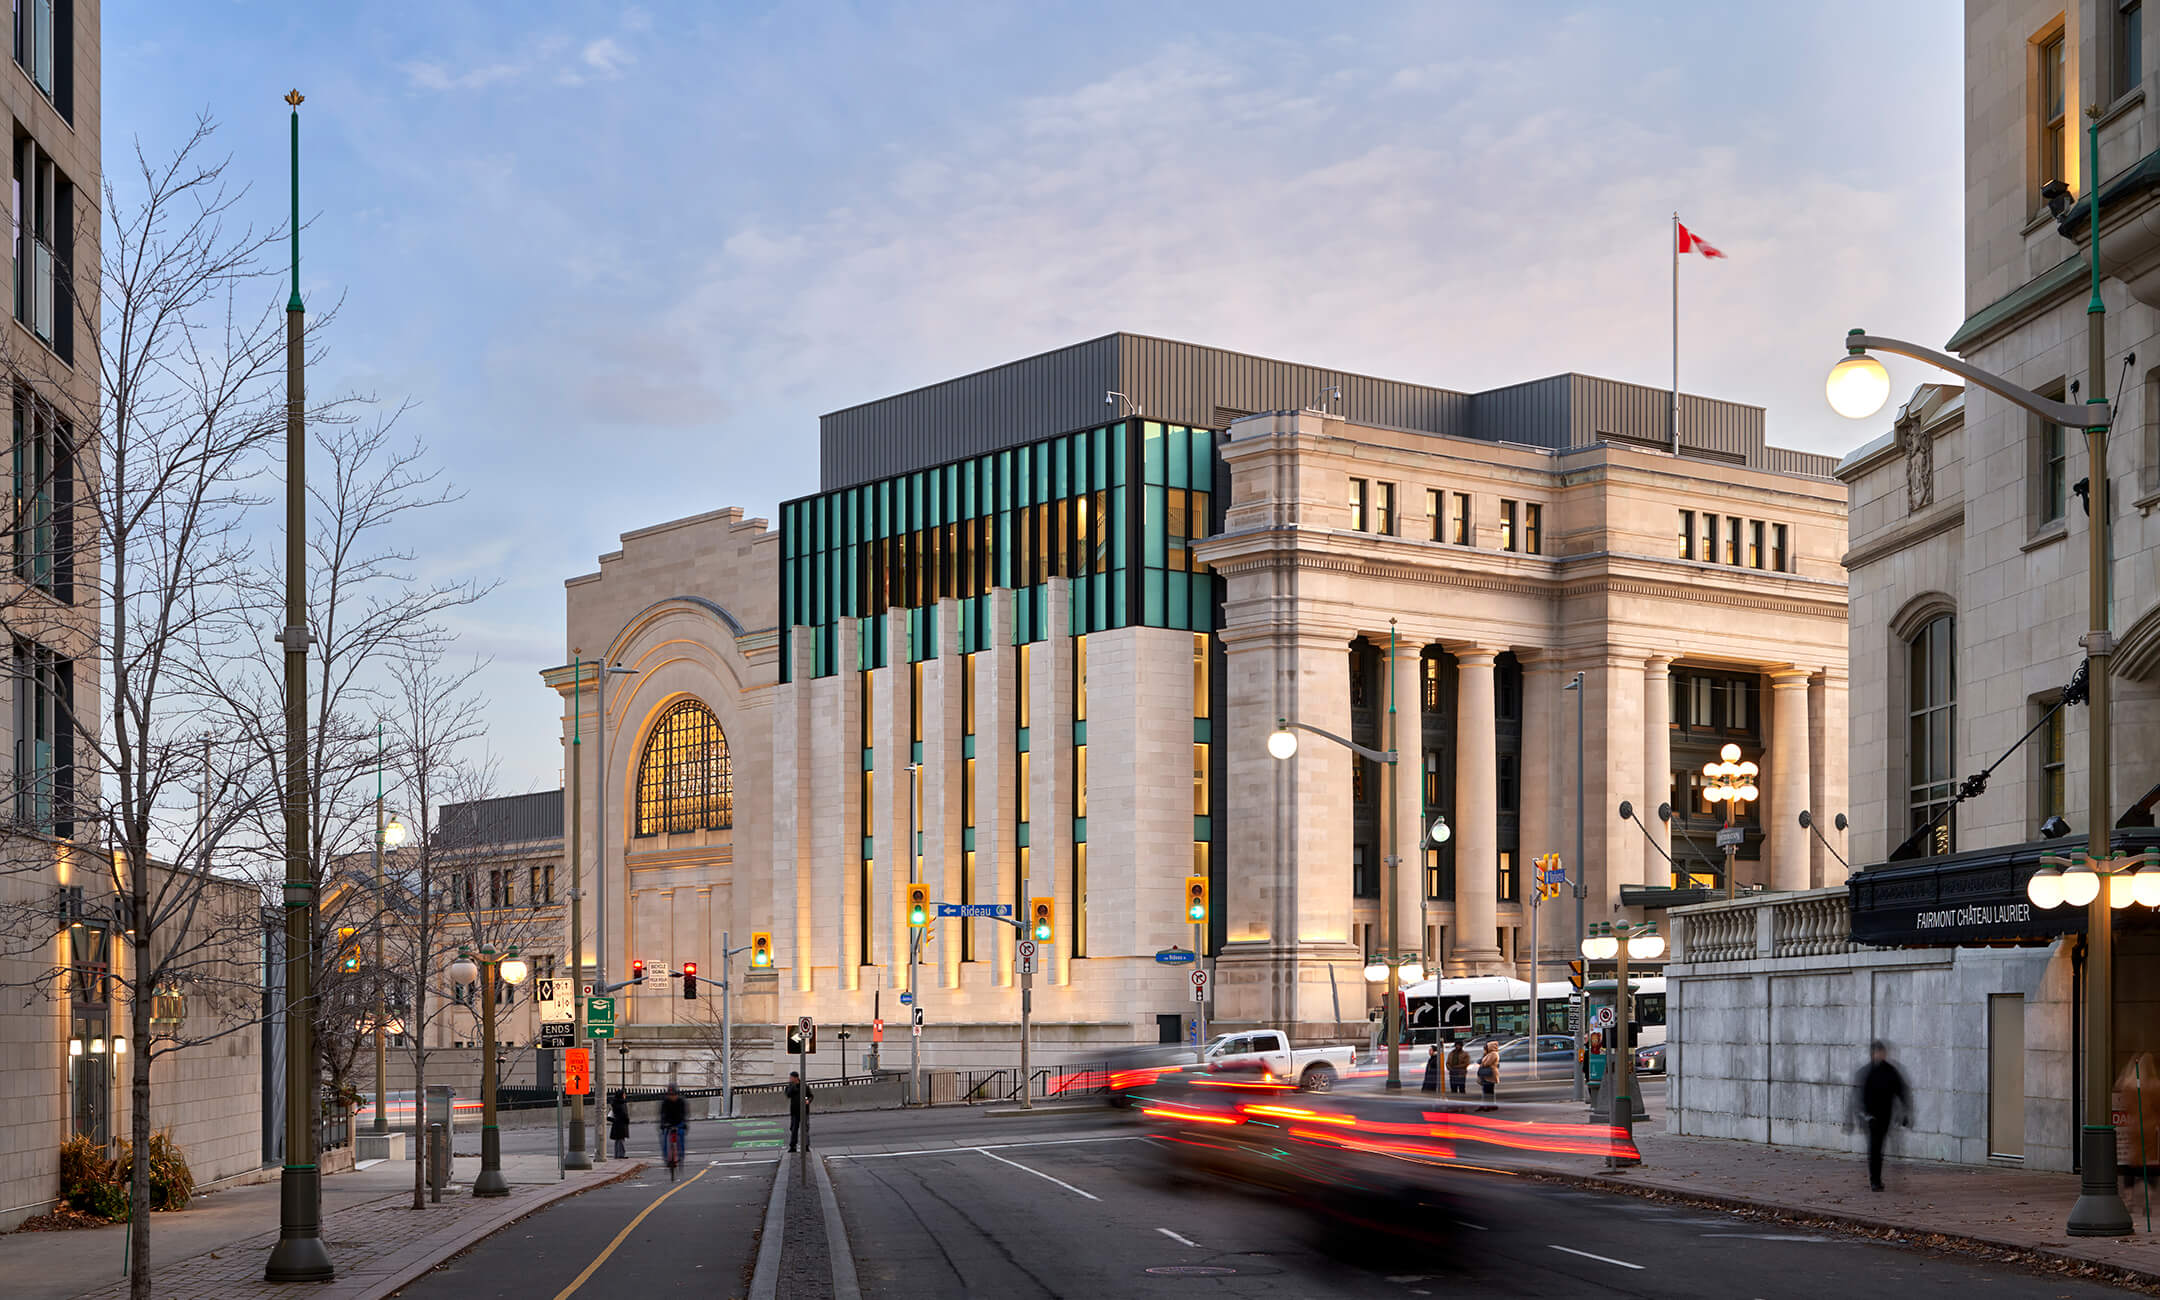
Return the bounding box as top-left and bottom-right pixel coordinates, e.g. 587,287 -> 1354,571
1676,222 -> 1726,258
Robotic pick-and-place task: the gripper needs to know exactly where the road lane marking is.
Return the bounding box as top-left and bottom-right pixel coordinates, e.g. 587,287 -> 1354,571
972,1147 -> 1101,1200
1549,1245 -> 1643,1270
1453,1220 -> 1488,1231
1158,1228 -> 1199,1247
830,1135 -> 1140,1160
550,1168 -> 710,1300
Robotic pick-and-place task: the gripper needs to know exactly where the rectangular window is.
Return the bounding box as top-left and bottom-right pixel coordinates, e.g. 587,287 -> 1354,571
1192,633 -> 1209,718
962,653 -> 977,736
1353,844 -> 1378,898
1772,523 -> 1788,572
1749,520 -> 1765,569
1017,749 -> 1031,824
1016,642 -> 1032,729
2122,0 -> 2146,99
1679,510 -> 1695,559
2038,702 -> 2066,824
1499,499 -> 1517,552
1375,482 -> 1395,536
2040,414 -> 2068,524
12,133 -> 69,359
13,636 -> 67,834
1074,634 -> 1087,723
1426,488 -> 1443,541
1193,743 -> 1210,817
962,848 -> 977,961
1523,503 -> 1543,555
910,662 -> 923,746
1450,492 -> 1471,545
12,0 -> 67,114
1497,754 -> 1518,811
12,387 -> 70,598
1348,477 -> 1367,531
1072,841 -> 1087,959
1701,511 -> 1718,562
1497,850 -> 1517,903
1074,742 -> 1087,819
2041,30 -> 2068,193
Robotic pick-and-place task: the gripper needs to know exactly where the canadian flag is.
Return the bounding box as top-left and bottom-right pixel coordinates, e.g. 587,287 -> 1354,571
1677,222 -> 1726,258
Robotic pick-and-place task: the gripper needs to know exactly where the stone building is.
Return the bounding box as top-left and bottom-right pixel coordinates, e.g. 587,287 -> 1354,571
1669,0 -> 2160,1174
553,334 -> 1850,1072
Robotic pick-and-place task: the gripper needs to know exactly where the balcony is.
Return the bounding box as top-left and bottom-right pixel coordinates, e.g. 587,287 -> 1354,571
1669,886 -> 1860,966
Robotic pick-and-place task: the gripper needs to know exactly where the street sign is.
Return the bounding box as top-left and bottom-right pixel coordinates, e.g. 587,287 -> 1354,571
539,1021 -> 574,1049
872,1017 -> 884,1042
582,983 -> 594,997
1594,1004 -> 1617,1028
586,1024 -> 616,1039
1154,948 -> 1197,965
1436,994 -> 1472,1030
786,1021 -> 818,1054
1017,937 -> 1038,975
899,990 -> 915,1006
936,902 -> 1013,918
911,1007 -> 924,1037
1716,826 -> 1746,849
535,978 -> 555,1004
1190,968 -> 1209,1003
564,1048 -> 590,1095
586,996 -> 615,1026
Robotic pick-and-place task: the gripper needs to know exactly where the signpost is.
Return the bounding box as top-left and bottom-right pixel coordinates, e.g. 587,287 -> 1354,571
1437,994 -> 1472,1031
564,1048 -> 591,1096
937,902 -> 1013,919
1153,947 -> 1197,965
1016,939 -> 1038,975
910,1007 -> 924,1037
1716,825 -> 1746,850
539,1022 -> 574,1050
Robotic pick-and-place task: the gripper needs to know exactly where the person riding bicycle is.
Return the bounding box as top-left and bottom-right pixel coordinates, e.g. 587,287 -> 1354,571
658,1084 -> 689,1168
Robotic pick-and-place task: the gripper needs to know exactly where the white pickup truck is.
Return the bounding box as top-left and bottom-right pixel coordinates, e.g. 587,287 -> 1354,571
1201,1030 -> 1357,1092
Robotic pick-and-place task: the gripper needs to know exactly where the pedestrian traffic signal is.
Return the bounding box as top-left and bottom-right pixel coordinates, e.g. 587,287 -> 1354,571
1030,896 -> 1054,943
751,932 -> 773,968
337,926 -> 360,973
907,884 -> 930,928
1184,875 -> 1208,923
681,961 -> 698,999
631,958 -> 646,983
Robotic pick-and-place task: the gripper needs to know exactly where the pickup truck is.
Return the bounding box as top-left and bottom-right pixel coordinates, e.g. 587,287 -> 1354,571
1201,1030 -> 1357,1092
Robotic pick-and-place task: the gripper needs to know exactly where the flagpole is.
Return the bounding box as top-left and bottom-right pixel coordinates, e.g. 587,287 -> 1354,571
1671,211 -> 1680,453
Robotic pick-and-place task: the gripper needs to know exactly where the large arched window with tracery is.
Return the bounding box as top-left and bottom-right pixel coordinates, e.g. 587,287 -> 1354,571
635,700 -> 733,836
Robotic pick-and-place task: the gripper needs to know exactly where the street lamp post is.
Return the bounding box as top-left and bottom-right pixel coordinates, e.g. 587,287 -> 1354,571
1701,743 -> 1759,899
1827,105 -> 2128,1238
370,769 -> 407,1138
1582,920 -> 1661,1166
589,662 -> 638,1161
1269,707 -> 1444,1091
1563,672 -> 1586,1102
453,946 -> 528,1197
907,762 -> 922,1106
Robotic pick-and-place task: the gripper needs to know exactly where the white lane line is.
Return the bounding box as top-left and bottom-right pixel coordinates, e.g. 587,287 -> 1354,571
1453,1219 -> 1488,1231
971,1146 -> 1101,1200
830,1135 -> 1139,1160
1158,1228 -> 1199,1248
1549,1244 -> 1644,1270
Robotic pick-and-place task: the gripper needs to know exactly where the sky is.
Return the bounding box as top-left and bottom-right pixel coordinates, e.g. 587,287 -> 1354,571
105,1 -> 1966,801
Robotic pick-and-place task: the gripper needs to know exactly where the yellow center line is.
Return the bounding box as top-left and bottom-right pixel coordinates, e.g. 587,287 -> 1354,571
550,1167 -> 710,1300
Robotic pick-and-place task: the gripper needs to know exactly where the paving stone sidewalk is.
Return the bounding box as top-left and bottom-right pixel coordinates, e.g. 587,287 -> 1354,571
58,1154 -> 632,1300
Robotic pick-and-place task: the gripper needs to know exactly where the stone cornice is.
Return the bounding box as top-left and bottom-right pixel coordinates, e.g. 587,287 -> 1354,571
1841,502 -> 1965,572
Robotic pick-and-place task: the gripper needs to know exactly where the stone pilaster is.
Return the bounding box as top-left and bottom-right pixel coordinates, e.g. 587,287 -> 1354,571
1387,630 -> 1424,973
1033,577 -> 1076,986
1452,647 -> 1504,972
1589,650 -> 1645,911
926,600 -> 966,988
1518,650 -> 1563,959
976,589 -> 1018,986
1769,668 -> 1812,893
1642,655 -> 1673,885
1810,668 -> 1849,887
832,618 -> 863,990
774,625 -> 816,993
874,617 -> 914,984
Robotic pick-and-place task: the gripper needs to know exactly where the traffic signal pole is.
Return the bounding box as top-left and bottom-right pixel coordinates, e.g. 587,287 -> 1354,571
721,930 -> 733,1119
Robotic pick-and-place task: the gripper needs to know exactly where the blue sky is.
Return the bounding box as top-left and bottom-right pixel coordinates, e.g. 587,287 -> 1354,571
106,1 -> 1964,799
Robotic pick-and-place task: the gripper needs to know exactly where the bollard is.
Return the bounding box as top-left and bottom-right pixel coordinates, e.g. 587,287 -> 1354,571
428,1122 -> 448,1202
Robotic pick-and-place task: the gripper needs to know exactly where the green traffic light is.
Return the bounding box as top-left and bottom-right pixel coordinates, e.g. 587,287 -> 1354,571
1188,904 -> 1205,922
1034,921 -> 1050,940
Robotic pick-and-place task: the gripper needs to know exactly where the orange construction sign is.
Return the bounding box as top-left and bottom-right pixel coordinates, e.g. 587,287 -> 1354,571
564,1047 -> 591,1096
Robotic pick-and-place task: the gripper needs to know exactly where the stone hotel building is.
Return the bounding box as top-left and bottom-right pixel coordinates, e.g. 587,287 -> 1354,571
555,334 -> 1849,1068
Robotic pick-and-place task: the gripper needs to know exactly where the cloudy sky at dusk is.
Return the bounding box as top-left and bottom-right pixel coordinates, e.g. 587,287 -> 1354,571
107,1 -> 1963,799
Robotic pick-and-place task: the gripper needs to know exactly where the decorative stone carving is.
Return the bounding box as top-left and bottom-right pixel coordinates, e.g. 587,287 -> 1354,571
1895,409 -> 1933,512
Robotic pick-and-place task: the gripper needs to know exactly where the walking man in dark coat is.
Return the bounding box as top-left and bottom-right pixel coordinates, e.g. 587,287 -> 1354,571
786,1071 -> 812,1152
1855,1040 -> 1911,1191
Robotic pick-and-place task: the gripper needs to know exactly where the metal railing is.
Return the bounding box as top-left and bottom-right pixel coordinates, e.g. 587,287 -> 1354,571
959,1063 -> 1112,1103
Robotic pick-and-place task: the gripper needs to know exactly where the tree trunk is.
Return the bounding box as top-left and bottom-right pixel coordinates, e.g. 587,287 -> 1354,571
128,869 -> 152,1300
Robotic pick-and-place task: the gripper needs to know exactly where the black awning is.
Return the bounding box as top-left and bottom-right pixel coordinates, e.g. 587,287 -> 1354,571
1847,830 -> 2160,947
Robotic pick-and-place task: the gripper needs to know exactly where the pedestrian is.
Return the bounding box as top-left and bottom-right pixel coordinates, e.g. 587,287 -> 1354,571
1421,1043 -> 1440,1093
608,1087 -> 630,1160
1853,1040 -> 1911,1191
786,1070 -> 812,1152
1446,1039 -> 1470,1095
1477,1040 -> 1500,1110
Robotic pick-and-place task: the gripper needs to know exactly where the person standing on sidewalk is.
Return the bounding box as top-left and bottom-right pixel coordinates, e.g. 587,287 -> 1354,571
1853,1040 -> 1910,1191
1421,1044 -> 1440,1093
785,1070 -> 812,1152
1477,1041 -> 1500,1110
1446,1039 -> 1470,1094
608,1088 -> 630,1160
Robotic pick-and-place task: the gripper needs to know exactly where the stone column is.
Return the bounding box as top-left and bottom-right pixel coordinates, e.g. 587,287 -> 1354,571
1642,655 -> 1674,886
775,625 -> 816,993
1452,647 -> 1504,973
1033,577 -> 1076,987
1810,668 -> 1849,887
1388,631 -> 1424,975
925,600 -> 965,990
1769,668 -> 1812,893
875,617 -> 914,983
1518,651 -> 1561,960
831,619 -> 864,990
977,589 -> 1018,987
1586,650 -> 1645,913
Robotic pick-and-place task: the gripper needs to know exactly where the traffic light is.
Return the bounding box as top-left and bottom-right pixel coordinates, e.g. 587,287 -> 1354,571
1567,959 -> 1585,990
1183,875 -> 1208,924
337,926 -> 359,973
631,958 -> 646,983
907,883 -> 930,929
681,961 -> 698,999
1030,896 -> 1054,943
751,931 -> 773,968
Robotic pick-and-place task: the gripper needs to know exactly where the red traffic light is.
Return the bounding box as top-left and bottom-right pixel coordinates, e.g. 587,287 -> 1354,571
682,961 -> 696,976
631,959 -> 647,982
681,961 -> 698,1000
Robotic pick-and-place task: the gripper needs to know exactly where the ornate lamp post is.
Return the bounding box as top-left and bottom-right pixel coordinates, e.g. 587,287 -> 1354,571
1700,743 -> 1759,899
371,799 -> 407,1137
1582,919 -> 1662,1166
451,946 -> 529,1197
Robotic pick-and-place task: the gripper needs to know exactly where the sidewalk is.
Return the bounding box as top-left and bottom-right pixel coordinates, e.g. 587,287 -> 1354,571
1501,1089 -> 2160,1284
4,1153 -> 631,1300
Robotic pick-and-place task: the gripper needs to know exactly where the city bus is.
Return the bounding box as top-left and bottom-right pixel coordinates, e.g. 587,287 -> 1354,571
1396,975 -> 1669,1048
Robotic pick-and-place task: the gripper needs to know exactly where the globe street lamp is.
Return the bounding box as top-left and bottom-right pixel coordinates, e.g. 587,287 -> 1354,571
1833,103 -> 2127,1238
1701,744 -> 1759,899
454,946 -> 528,1197
1582,919 -> 1660,1166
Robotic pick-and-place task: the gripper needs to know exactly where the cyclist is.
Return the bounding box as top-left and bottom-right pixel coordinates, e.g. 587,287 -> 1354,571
658,1084 -> 688,1178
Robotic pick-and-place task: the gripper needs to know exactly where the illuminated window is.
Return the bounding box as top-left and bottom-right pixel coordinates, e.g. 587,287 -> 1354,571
1499,500 -> 1517,552
1449,492 -> 1472,545
1375,482 -> 1396,536
2040,30 -> 2067,196
1523,503 -> 1542,555
1679,510 -> 1695,559
1192,633 -> 1210,718
633,699 -> 734,836
1349,477 -> 1368,531
1772,523 -> 1788,572
1907,614 -> 1957,856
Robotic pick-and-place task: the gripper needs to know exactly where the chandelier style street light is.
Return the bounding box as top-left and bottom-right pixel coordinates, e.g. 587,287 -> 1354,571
450,946 -> 528,1197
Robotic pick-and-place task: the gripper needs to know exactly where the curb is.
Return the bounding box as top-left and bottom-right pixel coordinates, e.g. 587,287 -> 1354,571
978,1103 -> 1109,1118
357,1162 -> 647,1300
1524,1166 -> 2160,1291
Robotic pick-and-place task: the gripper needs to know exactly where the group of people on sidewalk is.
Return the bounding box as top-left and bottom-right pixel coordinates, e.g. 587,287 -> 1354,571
1420,1039 -> 1500,1109
601,1073 -> 817,1159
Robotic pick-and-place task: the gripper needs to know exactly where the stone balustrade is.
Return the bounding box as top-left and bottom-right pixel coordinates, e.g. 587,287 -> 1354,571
1671,886 -> 1858,965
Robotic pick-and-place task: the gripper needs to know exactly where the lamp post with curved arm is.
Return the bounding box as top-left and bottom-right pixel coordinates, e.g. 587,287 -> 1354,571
1827,105 -> 2127,1239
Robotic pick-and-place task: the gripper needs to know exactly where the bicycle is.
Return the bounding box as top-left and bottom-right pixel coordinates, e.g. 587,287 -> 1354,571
661,1123 -> 686,1179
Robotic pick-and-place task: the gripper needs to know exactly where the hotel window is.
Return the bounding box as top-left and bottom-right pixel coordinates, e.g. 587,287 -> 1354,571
1772,523 -> 1789,572
1192,633 -> 1210,718
1907,614 -> 1957,856
1725,516 -> 1742,565
633,699 -> 733,836
1499,500 -> 1517,552
1701,511 -> 1718,563
1523,503 -> 1543,555
14,636 -> 68,834
14,388 -> 71,599
1449,492 -> 1471,545
2120,0 -> 2146,99
1353,844 -> 1378,898
1348,477 -> 1368,531
1497,850 -> 1517,903
1749,520 -> 1765,568
2037,402 -> 2069,525
1016,642 -> 1031,729
1193,743 -> 1210,816
13,134 -> 71,360
962,653 -> 977,735
1374,482 -> 1396,536
1426,488 -> 1443,540
2040,30 -> 2068,197
12,0 -> 68,115
1678,510 -> 1695,559
2037,700 -> 2066,824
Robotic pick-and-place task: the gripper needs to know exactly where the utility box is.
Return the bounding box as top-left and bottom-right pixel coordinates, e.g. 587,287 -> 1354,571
426,1085 -> 456,1129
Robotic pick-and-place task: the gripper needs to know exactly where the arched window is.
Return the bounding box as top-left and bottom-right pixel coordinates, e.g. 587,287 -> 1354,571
1907,614 -> 1956,855
635,700 -> 733,837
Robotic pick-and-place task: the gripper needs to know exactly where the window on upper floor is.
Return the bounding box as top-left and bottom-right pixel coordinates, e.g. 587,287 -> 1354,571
1773,523 -> 1789,572
1426,488 -> 1443,541
1375,482 -> 1395,536
11,0 -> 70,120
1724,516 -> 1742,565
1348,477 -> 1367,531
1498,500 -> 1515,551
2040,29 -> 2069,200
1907,614 -> 1957,857
2036,697 -> 2067,826
1449,492 -> 1471,545
1679,509 -> 1696,559
14,635 -> 68,835
1749,520 -> 1765,569
13,133 -> 71,362
634,699 -> 734,836
13,385 -> 71,600
2119,0 -> 2145,100
1523,503 -> 1543,555
2034,386 -> 2070,528
1701,511 -> 1718,562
